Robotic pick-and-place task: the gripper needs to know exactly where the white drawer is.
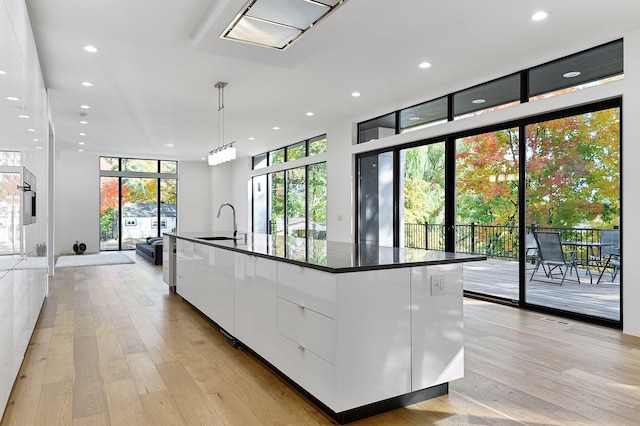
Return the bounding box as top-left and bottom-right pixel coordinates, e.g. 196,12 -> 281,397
277,334 -> 336,409
277,263 -> 336,318
277,298 -> 336,364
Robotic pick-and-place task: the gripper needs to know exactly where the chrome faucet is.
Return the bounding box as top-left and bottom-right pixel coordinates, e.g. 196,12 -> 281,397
217,203 -> 237,238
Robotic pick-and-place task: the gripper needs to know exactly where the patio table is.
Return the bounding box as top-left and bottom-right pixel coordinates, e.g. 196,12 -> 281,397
561,241 -> 613,283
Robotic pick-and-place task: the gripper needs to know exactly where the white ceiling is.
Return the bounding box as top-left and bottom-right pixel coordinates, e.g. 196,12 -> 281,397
25,0 -> 640,162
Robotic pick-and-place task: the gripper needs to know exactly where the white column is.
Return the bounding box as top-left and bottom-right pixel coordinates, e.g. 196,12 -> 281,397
623,27 -> 640,336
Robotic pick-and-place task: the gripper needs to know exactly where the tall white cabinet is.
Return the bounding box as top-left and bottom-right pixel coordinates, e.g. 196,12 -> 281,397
0,0 -> 49,414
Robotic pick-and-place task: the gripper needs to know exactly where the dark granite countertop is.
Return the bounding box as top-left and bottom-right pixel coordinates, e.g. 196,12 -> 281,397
167,232 -> 486,273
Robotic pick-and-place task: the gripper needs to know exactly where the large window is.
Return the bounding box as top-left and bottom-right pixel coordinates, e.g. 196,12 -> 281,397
99,157 -> 177,251
252,161 -> 327,251
253,134 -> 326,170
0,151 -> 22,255
356,100 -> 621,326
357,40 -> 623,144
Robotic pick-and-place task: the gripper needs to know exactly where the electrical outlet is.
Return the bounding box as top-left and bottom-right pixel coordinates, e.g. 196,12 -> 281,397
430,275 -> 446,296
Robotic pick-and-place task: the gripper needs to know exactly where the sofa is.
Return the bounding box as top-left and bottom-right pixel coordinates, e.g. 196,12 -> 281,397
135,237 -> 163,265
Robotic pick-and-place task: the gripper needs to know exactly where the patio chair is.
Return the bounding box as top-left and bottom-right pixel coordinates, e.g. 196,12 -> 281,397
597,249 -> 620,284
590,229 -> 620,275
531,231 -> 580,285
525,233 -> 546,275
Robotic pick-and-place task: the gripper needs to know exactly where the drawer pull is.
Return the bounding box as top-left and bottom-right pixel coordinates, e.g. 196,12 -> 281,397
297,304 -> 305,310
298,345 -> 305,351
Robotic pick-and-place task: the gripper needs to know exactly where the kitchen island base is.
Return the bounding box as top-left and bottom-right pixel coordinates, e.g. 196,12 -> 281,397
173,233 -> 484,423
181,297 -> 449,424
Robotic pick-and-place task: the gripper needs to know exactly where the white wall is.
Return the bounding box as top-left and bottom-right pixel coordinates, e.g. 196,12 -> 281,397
326,123 -> 354,242
622,27 -> 640,336
54,154 -> 210,254
177,160 -> 211,233
55,151 -> 99,254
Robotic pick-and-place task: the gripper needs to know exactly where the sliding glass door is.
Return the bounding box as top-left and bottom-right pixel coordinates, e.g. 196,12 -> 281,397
400,143 -> 445,250
99,157 -> 178,251
358,152 -> 394,246
456,128 -> 520,301
525,107 -> 621,321
356,101 -> 621,325
121,178 -> 158,250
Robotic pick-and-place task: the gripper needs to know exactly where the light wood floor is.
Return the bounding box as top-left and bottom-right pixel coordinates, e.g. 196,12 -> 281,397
2,253 -> 640,425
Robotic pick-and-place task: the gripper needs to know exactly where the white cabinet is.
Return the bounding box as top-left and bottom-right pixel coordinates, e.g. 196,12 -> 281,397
277,334 -> 336,407
277,262 -> 336,318
410,264 -> 464,390
175,239 -> 196,302
175,237 -> 465,418
177,242 -> 234,334
334,269 -> 412,412
209,247 -> 235,334
277,298 -> 336,364
162,234 -> 176,289
234,254 -> 277,360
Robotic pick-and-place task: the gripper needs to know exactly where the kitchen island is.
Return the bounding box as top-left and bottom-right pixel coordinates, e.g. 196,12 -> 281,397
169,232 -> 484,424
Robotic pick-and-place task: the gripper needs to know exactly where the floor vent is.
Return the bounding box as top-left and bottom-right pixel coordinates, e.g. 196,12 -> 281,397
540,316 -> 571,325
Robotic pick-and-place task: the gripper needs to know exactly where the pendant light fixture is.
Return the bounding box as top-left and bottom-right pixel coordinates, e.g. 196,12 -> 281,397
208,81 -> 237,166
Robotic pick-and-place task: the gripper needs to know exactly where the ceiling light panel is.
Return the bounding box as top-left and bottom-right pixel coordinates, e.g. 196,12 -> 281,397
222,0 -> 347,50
248,0 -> 329,30
227,16 -> 301,49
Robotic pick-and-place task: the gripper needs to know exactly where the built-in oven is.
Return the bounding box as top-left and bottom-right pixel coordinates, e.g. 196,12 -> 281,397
20,167 -> 36,225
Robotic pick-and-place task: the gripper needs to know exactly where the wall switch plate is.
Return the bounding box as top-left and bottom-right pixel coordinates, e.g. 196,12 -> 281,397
430,275 -> 446,296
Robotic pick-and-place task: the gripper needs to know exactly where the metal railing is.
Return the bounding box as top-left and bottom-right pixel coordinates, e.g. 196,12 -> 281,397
404,222 -> 618,264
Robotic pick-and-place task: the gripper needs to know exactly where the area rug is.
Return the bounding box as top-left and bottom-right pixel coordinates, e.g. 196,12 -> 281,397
55,252 -> 135,268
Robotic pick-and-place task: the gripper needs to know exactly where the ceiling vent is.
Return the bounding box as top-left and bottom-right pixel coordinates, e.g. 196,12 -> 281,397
221,0 -> 347,50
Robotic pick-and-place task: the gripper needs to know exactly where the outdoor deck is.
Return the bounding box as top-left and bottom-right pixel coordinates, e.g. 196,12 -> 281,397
462,259 -> 620,321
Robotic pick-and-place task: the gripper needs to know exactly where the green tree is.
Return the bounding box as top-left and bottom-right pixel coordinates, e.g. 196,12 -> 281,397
402,143 -> 445,224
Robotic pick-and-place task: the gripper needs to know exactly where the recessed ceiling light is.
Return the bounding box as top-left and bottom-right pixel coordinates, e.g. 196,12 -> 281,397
531,11 -> 548,21
164,143 -> 174,148
352,92 -> 361,97
472,99 -> 486,104
6,96 -> 20,101
79,132 -> 86,136
272,126 -> 280,130
80,120 -> 88,124
36,146 -> 43,150
18,115 -> 29,119
32,138 -> 38,142
201,157 -> 206,161
418,62 -> 432,69
78,142 -> 85,145
81,81 -> 94,87
0,70 -> 6,75
563,71 -> 581,78
27,128 -> 36,132
79,104 -> 91,109
248,137 -> 256,140
306,112 -> 314,116
83,45 -> 98,53
78,149 -> 84,152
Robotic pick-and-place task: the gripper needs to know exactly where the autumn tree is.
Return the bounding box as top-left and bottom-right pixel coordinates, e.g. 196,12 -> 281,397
526,107 -> 620,227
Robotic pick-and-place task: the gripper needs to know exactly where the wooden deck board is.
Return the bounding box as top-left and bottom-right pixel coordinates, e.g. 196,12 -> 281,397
463,259 -> 620,320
